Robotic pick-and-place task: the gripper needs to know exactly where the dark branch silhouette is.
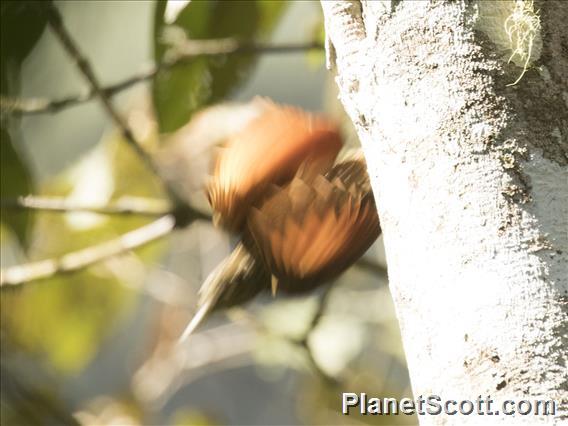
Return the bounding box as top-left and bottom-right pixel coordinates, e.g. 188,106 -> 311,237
0,39 -> 323,116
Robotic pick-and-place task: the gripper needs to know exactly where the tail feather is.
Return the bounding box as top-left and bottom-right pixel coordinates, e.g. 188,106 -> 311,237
177,242 -> 269,343
178,299 -> 213,343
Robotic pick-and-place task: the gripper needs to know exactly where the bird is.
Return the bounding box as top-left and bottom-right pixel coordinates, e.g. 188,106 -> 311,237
206,98 -> 343,232
246,154 -> 380,295
178,100 -> 380,342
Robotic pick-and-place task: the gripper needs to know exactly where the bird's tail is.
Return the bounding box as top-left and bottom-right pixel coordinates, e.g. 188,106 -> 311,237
178,298 -> 214,343
177,242 -> 269,343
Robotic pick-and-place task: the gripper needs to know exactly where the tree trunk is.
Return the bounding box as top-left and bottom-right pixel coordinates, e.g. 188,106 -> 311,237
322,1 -> 567,424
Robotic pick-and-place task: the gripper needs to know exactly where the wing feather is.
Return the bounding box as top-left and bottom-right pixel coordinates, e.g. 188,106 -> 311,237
247,157 -> 381,293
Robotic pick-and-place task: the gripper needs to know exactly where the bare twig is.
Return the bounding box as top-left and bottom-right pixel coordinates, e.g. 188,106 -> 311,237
42,3 -> 188,208
0,195 -> 171,217
0,215 -> 175,286
0,39 -> 323,116
44,4 -> 155,175
299,339 -> 338,386
231,286 -> 339,385
172,38 -> 324,58
305,285 -> 333,337
295,286 -> 339,385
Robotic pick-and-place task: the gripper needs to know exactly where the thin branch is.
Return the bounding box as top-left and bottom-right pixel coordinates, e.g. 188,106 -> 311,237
0,39 -> 323,116
172,37 -> 324,58
299,339 -> 338,386
294,285 -> 339,385
0,195 -> 171,217
0,215 -> 175,287
305,285 -> 334,337
43,2 -> 184,206
230,286 -> 339,385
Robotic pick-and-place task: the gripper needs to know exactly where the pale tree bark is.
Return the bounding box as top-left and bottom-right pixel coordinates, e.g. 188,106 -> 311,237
322,1 -> 567,424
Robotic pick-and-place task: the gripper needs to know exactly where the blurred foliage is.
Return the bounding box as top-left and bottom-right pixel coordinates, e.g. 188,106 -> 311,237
0,2 -> 412,425
1,1 -> 47,246
73,396 -> 142,426
0,1 -> 47,66
0,125 -> 167,373
298,369 -> 416,425
249,271 -> 414,425
0,129 -> 33,246
0,361 -> 79,426
152,0 -> 287,133
169,408 -> 220,426
1,273 -> 131,373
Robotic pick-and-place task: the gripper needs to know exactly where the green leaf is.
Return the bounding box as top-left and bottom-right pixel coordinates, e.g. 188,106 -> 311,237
1,1 -> 46,246
0,128 -> 33,246
0,1 -> 47,62
1,0 -> 47,94
152,0 -> 287,133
